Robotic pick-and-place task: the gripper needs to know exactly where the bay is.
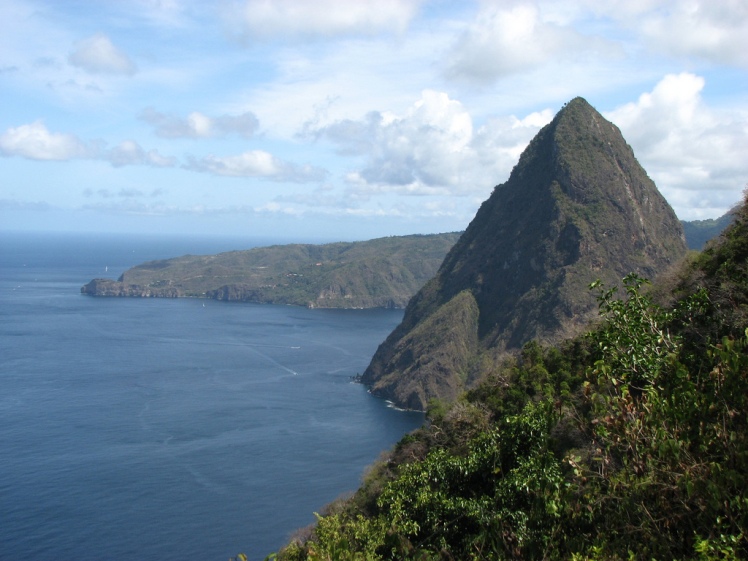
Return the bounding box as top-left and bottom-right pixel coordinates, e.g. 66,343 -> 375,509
0,232 -> 423,560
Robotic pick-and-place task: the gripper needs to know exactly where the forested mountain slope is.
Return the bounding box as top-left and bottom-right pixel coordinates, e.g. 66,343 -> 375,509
271,193 -> 748,561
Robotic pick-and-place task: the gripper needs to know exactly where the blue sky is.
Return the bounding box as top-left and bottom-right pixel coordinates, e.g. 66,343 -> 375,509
1,0 -> 746,241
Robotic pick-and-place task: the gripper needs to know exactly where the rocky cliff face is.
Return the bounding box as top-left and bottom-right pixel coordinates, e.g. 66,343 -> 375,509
362,97 -> 687,410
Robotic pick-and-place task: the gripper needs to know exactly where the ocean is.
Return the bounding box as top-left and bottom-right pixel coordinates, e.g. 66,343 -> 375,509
0,231 -> 423,561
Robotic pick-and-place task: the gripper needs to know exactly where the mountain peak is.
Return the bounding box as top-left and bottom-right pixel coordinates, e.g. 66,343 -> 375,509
559,95 -> 594,112
362,98 -> 687,410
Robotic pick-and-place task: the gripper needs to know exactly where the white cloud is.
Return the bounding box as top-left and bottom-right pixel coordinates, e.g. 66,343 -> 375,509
441,0 -> 747,89
443,3 -> 612,83
569,0 -> 748,69
312,90 -> 553,197
68,33 -> 137,75
0,122 -> 177,169
105,140 -> 176,168
319,90 -> 473,192
0,121 -> 89,160
232,37 -> 435,140
606,73 -> 748,218
140,108 -> 259,138
631,0 -> 748,68
224,0 -> 422,40
187,150 -> 328,182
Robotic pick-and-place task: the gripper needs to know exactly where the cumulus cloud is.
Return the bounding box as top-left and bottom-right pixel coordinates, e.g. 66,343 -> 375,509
631,0 -> 748,68
104,140 -> 176,168
0,121 -> 89,160
140,108 -> 259,138
318,91 -> 472,193
565,0 -> 748,69
0,122 -> 177,169
606,73 -> 748,217
186,150 -> 327,182
68,33 -> 137,75
441,0 -> 746,86
224,0 -> 422,40
443,3 -> 610,83
310,90 -> 553,197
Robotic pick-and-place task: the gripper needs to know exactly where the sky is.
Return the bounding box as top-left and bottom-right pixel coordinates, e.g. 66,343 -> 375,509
1,0 -> 747,242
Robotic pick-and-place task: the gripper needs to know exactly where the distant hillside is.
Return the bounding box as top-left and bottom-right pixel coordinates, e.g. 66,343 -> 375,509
362,97 -> 687,410
681,206 -> 738,249
81,233 -> 461,309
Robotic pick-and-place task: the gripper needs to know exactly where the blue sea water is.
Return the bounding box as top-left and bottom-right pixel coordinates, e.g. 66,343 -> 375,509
0,232 -> 423,561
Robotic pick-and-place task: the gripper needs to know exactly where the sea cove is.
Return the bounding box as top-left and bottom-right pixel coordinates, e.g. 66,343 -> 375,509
0,232 -> 423,560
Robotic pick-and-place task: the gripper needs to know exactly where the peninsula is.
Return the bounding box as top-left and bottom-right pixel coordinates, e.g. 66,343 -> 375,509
81,233 -> 461,309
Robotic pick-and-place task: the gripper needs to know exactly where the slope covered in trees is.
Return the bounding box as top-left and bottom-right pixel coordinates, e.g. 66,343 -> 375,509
270,195 -> 748,560
81,233 -> 460,309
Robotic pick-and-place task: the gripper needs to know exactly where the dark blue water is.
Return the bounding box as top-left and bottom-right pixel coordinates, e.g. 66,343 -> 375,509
0,232 -> 422,561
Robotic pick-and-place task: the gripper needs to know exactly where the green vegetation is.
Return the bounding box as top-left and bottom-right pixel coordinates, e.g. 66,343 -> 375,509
269,196 -> 748,560
81,233 -> 460,309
